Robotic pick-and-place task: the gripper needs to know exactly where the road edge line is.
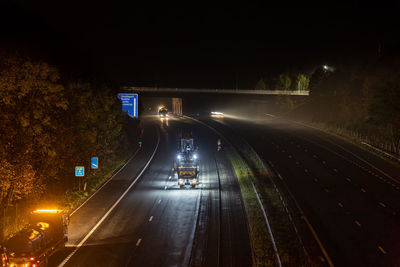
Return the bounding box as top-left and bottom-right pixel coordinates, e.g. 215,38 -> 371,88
70,146 -> 141,216
183,116 -> 282,266
58,128 -> 161,267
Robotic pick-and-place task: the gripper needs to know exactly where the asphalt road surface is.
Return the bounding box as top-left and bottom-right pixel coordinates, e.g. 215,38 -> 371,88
209,115 -> 400,267
49,115 -> 251,267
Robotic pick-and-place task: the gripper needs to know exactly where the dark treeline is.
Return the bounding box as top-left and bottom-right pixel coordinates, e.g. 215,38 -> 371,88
289,57 -> 400,155
0,50 -> 138,240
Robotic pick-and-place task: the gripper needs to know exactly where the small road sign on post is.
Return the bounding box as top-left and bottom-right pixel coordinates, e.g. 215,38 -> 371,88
91,157 -> 98,169
75,166 -> 85,177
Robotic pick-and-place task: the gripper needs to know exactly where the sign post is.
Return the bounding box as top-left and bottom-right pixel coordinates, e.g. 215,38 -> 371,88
75,166 -> 85,191
118,93 -> 138,118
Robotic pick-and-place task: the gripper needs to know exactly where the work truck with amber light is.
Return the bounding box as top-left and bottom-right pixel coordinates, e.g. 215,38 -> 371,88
5,209 -> 68,267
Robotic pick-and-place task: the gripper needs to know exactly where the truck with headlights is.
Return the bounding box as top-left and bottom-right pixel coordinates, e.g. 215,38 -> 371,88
5,209 -> 69,267
174,131 -> 199,188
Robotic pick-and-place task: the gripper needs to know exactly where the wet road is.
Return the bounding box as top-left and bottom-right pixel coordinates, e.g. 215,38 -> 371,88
49,116 -> 252,267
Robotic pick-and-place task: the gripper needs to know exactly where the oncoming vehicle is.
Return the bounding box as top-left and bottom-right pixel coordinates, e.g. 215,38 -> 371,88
158,106 -> 168,117
174,131 -> 199,188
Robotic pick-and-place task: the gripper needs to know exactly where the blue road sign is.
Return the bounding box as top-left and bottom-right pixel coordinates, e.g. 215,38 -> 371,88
118,93 -> 138,118
91,157 -> 98,169
75,166 -> 85,177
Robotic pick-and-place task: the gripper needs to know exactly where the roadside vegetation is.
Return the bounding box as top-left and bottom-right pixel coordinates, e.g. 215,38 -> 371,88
270,57 -> 400,160
0,52 -> 138,241
227,150 -> 276,267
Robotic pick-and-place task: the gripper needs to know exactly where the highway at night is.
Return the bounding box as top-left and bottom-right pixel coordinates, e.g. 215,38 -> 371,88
49,116 -> 252,267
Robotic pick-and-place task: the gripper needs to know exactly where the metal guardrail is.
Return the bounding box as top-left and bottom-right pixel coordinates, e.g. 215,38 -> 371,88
122,86 -> 309,96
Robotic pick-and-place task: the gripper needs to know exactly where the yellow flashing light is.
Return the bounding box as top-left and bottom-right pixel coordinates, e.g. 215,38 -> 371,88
33,209 -> 60,213
37,222 -> 50,230
28,229 -> 40,240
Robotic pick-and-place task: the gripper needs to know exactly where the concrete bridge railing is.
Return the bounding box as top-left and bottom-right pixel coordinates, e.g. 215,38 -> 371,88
122,87 -> 309,96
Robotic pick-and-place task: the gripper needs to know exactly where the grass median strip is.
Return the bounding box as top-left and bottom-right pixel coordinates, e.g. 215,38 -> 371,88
225,140 -> 312,266
227,149 -> 277,267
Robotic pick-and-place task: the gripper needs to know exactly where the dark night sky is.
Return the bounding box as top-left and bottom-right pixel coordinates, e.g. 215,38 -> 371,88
1,1 -> 400,88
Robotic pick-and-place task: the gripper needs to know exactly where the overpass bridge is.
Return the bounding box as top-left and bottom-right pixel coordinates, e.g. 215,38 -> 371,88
122,87 -> 309,96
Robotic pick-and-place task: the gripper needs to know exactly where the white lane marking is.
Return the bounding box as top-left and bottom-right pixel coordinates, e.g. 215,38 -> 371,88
378,246 -> 387,254
158,199 -> 162,204
164,186 -> 167,190
264,113 -> 276,117
149,216 -> 153,222
136,238 -> 142,246
288,119 -> 400,185
58,130 -> 161,267
379,202 -> 387,208
354,220 -> 361,227
70,146 -> 142,216
361,141 -> 400,162
361,188 -> 367,193
337,202 -> 344,208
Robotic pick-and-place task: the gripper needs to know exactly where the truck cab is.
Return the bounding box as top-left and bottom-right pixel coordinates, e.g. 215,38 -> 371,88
175,131 -> 199,188
6,210 -> 68,267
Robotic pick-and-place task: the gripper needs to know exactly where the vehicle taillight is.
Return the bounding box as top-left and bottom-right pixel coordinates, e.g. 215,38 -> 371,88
29,257 -> 35,261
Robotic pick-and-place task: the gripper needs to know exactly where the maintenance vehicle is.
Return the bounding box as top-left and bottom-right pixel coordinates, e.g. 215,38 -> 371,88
5,209 -> 69,267
174,131 -> 199,188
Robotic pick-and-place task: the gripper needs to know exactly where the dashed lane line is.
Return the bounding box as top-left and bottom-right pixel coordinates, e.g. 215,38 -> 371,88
136,238 -> 142,246
57,129 -> 161,267
149,216 -> 153,222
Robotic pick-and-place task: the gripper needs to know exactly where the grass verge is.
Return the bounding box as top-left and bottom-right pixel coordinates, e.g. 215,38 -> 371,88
227,149 -> 277,267
63,149 -> 135,212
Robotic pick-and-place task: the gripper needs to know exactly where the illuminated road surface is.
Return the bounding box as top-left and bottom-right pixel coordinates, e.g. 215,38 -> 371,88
49,116 -> 251,267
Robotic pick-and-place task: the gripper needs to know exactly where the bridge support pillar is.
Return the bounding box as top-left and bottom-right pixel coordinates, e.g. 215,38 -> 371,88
172,98 -> 182,116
